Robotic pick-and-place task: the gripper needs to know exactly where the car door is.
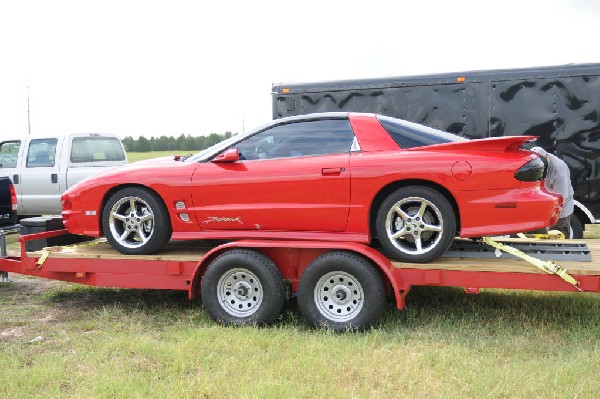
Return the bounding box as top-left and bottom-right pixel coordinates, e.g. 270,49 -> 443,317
19,138 -> 62,214
191,118 -> 354,232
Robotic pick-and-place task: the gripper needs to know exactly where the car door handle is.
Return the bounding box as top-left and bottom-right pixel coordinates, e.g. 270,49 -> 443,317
51,173 -> 58,183
321,167 -> 344,176
13,174 -> 19,184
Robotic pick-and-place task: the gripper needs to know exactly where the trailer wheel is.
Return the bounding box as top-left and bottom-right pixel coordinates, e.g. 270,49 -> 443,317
102,187 -> 172,255
297,251 -> 386,332
375,186 -> 456,263
201,249 -> 286,326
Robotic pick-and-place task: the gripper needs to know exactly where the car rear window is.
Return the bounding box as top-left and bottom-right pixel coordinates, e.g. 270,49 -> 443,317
377,115 -> 466,149
70,137 -> 126,163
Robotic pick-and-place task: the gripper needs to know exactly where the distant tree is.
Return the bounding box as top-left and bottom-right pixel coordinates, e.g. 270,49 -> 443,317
166,136 -> 176,150
153,136 -> 169,151
122,136 -> 135,152
195,135 -> 206,150
181,135 -> 199,151
134,136 -> 151,152
206,133 -> 222,147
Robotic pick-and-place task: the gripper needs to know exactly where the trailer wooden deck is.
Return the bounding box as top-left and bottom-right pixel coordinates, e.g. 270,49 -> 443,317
25,237 -> 600,276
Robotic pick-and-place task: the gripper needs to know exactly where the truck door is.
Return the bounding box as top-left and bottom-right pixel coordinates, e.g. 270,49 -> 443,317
19,138 -> 62,214
0,140 -> 24,213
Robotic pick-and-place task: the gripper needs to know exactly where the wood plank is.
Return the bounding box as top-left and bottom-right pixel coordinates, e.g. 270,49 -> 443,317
26,238 -> 600,276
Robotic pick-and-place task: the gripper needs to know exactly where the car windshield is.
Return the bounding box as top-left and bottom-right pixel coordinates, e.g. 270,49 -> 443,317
377,115 -> 467,149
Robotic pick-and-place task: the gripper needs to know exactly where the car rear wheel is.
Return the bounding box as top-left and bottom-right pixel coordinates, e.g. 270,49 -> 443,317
375,186 -> 456,263
201,249 -> 286,326
102,187 -> 172,255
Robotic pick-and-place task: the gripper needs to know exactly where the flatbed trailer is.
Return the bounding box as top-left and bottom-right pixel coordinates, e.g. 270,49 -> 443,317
1,229 -> 600,331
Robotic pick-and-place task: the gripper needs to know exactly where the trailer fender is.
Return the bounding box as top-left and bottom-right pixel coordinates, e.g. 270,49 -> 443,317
187,240 -> 404,308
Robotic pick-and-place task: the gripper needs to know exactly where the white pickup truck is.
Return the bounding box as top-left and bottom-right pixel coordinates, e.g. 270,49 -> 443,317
0,133 -> 127,215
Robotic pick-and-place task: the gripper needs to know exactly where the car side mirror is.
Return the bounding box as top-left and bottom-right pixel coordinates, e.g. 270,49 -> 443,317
212,148 -> 240,163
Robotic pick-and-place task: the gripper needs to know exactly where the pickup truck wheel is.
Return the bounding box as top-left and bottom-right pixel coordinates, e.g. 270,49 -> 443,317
297,251 -> 386,332
102,187 -> 171,255
201,249 -> 286,326
375,186 -> 456,263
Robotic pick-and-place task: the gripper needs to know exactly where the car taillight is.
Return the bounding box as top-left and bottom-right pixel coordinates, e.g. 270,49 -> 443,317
9,183 -> 17,211
515,157 -> 545,182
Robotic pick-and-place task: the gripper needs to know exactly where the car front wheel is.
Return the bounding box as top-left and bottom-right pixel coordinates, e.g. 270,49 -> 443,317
102,187 -> 172,255
375,186 -> 456,263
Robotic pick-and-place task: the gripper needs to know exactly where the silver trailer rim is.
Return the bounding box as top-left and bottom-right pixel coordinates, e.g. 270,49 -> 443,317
217,268 -> 264,317
314,271 -> 364,322
108,196 -> 155,249
385,196 -> 443,255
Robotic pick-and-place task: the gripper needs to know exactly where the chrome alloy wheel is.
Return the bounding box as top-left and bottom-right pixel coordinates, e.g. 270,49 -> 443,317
108,196 -> 155,249
217,268 -> 264,317
385,196 -> 443,255
314,271 -> 364,322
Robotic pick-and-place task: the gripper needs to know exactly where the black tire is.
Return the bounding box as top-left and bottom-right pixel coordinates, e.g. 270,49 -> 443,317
201,249 -> 286,326
375,186 -> 456,263
297,251 -> 386,332
570,214 -> 584,239
102,187 -> 172,255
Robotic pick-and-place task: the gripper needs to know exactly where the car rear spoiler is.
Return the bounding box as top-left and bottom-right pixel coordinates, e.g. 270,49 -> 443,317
414,135 -> 538,152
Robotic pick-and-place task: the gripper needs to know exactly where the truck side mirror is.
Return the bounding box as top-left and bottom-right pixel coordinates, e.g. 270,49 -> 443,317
212,148 -> 240,163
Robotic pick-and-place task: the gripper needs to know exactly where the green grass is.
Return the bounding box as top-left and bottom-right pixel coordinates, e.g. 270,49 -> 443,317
126,150 -> 184,163
2,271 -> 600,397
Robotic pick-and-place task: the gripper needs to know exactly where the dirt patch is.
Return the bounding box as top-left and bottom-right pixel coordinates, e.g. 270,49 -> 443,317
2,273 -> 71,295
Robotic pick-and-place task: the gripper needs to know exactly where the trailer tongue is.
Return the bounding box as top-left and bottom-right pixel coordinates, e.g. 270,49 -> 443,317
1,229 -> 599,331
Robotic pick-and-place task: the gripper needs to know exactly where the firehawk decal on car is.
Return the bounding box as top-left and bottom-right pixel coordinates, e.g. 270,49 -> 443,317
202,216 -> 243,224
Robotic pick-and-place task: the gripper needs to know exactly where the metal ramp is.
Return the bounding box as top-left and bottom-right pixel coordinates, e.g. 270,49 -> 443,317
444,239 -> 591,262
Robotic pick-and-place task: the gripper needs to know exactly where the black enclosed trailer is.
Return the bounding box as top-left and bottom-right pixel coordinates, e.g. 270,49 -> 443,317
272,63 -> 600,238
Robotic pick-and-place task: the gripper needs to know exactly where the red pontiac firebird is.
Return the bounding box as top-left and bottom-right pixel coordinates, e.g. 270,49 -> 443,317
61,113 -> 561,263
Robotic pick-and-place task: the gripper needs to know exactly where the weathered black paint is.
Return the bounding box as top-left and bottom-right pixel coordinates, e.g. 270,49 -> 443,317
272,64 -> 600,221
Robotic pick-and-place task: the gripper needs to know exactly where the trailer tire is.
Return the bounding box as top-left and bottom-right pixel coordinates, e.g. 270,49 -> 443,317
201,249 -> 286,326
102,187 -> 172,255
570,214 -> 584,239
297,251 -> 386,332
375,186 -> 456,263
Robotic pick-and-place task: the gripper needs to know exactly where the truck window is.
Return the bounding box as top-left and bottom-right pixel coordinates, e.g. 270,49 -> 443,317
70,137 -> 126,163
26,139 -> 57,167
0,141 -> 20,168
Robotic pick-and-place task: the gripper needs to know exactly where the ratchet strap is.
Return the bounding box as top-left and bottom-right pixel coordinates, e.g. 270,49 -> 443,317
34,238 -> 107,270
481,237 -> 581,291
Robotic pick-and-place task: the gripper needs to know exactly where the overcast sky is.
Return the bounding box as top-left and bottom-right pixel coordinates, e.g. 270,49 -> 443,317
1,0 -> 599,139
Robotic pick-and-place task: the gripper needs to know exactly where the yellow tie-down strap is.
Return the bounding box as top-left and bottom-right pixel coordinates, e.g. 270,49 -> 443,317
481,237 -> 582,291
34,239 -> 107,270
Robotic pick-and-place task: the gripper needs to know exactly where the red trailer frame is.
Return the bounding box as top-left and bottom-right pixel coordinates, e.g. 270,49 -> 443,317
2,229 -> 600,329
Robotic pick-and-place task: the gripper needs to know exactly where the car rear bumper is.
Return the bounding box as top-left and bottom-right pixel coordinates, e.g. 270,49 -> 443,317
456,186 -> 561,237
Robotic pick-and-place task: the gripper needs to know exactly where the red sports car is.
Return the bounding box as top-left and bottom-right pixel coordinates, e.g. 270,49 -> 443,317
61,113 -> 561,263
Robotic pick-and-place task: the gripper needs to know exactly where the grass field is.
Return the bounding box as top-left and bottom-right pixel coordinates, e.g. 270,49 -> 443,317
1,151 -> 599,397
126,150 -> 184,163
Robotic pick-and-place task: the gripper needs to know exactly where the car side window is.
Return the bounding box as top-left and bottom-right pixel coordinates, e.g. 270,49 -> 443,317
235,119 -> 355,161
26,139 -> 58,168
0,140 -> 20,168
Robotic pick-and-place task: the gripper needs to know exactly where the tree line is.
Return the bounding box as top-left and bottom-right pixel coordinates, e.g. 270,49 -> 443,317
122,132 -> 234,152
